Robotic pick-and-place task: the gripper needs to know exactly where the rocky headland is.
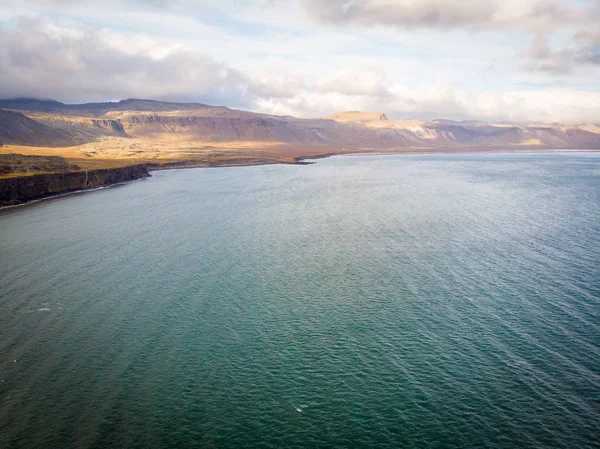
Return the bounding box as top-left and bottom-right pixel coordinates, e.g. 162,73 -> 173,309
0,163 -> 150,207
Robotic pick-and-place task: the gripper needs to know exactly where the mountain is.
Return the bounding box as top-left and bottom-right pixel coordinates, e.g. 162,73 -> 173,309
0,98 -> 214,115
0,110 -> 76,146
1,98 -> 599,156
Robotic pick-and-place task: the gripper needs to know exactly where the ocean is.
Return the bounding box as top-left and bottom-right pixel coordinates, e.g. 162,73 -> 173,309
1,153 -> 599,448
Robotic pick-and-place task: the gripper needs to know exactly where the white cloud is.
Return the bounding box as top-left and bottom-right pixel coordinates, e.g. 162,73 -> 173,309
0,19 -> 252,105
315,67 -> 390,96
0,1 -> 599,123
256,81 -> 600,123
299,0 -> 588,32
299,0 -> 600,74
247,59 -> 306,99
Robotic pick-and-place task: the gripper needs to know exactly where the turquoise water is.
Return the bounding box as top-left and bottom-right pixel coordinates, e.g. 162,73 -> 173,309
0,153 -> 599,448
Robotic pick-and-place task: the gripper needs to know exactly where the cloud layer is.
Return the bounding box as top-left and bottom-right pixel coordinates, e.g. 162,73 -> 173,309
300,0 -> 587,32
0,0 -> 598,122
258,71 -> 600,123
0,19 -> 252,106
301,0 -> 600,75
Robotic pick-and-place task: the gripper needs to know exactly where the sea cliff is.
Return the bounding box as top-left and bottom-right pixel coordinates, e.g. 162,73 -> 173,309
0,164 -> 149,207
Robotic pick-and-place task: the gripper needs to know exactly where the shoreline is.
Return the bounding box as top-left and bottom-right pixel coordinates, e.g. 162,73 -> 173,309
2,148 -> 599,209
344,147 -> 600,157
0,164 -> 150,209
0,177 -> 150,210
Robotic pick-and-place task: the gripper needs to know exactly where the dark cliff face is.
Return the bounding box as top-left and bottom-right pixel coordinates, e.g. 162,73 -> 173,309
0,164 -> 150,207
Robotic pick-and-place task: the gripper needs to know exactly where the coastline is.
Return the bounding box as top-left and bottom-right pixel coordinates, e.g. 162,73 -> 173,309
2,147 -> 599,209
0,157 -> 307,209
0,164 -> 150,208
345,147 -> 600,157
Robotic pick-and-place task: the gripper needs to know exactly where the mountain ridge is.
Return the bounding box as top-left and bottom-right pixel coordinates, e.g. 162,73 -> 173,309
1,98 -> 599,159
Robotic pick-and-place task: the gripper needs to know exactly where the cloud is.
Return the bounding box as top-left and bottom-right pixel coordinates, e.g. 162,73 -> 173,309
572,25 -> 600,65
0,19 -> 252,105
523,35 -> 600,74
0,18 -> 313,107
247,59 -> 306,99
299,0 -> 600,74
299,0 -> 585,33
523,37 -> 574,74
315,67 -> 390,96
0,6 -> 598,123
2,0 -> 169,6
256,80 -> 600,123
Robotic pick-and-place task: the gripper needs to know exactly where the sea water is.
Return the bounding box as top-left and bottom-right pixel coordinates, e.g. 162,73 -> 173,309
0,153 -> 599,448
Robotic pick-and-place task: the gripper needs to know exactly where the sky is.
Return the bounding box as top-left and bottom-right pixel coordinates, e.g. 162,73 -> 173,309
0,0 -> 599,122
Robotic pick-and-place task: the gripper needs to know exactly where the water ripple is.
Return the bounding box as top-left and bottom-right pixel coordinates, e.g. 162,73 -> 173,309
0,153 -> 599,448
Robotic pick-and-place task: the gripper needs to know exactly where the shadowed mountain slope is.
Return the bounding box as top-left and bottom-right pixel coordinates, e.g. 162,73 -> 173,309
0,110 -> 77,146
